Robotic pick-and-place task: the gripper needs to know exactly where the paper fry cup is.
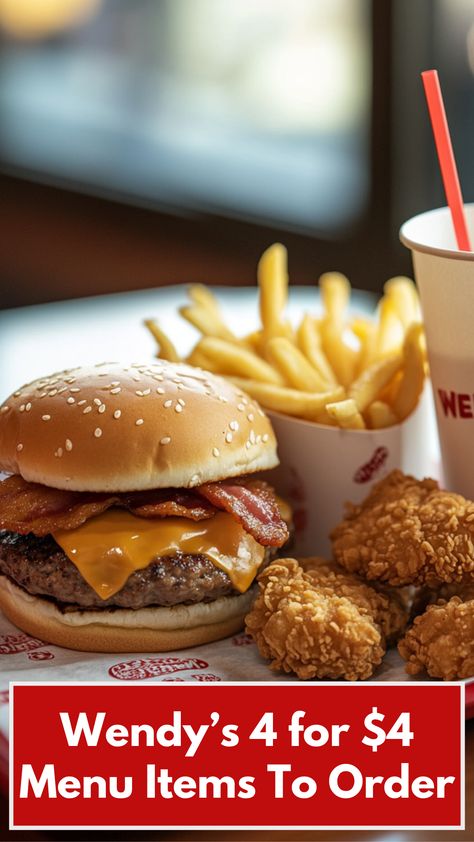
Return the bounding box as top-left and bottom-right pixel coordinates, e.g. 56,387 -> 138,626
401,204 -> 474,498
266,386 -> 434,557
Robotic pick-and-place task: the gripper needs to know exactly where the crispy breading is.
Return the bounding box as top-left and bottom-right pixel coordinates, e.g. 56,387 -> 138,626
299,557 -> 408,644
331,470 -> 474,587
398,595 -> 474,680
245,557 -> 408,681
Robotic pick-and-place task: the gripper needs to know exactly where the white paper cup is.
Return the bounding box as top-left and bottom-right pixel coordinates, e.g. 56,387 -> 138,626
400,204 -> 474,498
266,385 -> 434,557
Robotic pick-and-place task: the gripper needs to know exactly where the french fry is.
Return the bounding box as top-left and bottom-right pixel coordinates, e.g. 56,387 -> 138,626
321,326 -> 358,388
326,398 -> 366,430
187,283 -> 220,314
392,323 -> 426,420
179,305 -> 238,342
319,272 -> 350,327
185,347 -> 220,372
297,314 -> 337,385
348,352 -> 403,412
197,337 -> 284,385
229,377 -> 345,421
374,297 -> 404,358
352,317 -> 377,373
266,336 -> 330,392
258,243 -> 291,339
366,400 -> 398,429
144,320 -> 181,362
384,276 -> 420,327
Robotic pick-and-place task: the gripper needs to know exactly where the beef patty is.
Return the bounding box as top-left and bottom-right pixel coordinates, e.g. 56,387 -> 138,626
0,531 -> 258,610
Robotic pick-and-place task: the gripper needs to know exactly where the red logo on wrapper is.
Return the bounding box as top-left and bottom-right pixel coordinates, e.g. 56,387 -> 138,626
0,634 -> 45,655
10,683 -> 463,831
108,657 -> 208,681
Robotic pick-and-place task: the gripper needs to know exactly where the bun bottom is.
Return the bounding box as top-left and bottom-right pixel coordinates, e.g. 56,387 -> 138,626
0,576 -> 255,653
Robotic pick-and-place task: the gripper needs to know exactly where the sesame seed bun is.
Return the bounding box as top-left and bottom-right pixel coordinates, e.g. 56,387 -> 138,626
0,361 -> 278,491
0,574 -> 255,652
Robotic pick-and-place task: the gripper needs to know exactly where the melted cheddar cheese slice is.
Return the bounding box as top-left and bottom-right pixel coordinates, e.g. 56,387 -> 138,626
53,509 -> 265,600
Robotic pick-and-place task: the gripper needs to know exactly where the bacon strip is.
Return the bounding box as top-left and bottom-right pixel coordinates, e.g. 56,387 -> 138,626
0,476 -> 116,536
0,475 -> 289,548
0,477 -> 214,536
198,480 -> 289,547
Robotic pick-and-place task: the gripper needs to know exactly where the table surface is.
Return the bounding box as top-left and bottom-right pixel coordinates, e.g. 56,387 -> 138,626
0,284 -> 467,840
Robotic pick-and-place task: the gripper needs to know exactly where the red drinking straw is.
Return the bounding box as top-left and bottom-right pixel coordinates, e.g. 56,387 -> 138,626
421,69 -> 471,251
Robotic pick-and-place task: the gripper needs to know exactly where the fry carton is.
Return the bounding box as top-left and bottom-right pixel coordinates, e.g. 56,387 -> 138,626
267,385 -> 436,556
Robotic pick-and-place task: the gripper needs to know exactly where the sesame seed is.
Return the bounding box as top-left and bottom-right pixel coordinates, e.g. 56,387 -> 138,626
156,387 -> 165,395
135,418 -> 144,426
110,387 -> 121,395
55,448 -> 63,458
132,376 -> 141,382
16,443 -> 23,452
42,415 -> 51,421
258,408 -> 265,417
39,392 -> 48,398
93,398 -> 101,406
249,430 -> 256,444
113,410 -> 121,419
143,388 -> 151,396
49,389 -> 58,396
229,420 -> 239,431
175,404 -> 183,413
69,387 -> 80,393
190,473 -> 200,484
110,381 -> 120,387
164,400 -> 173,408
262,433 -> 269,442
173,378 -> 182,384
0,406 -> 9,413
83,406 -> 92,414
225,432 -> 233,443
256,434 -> 262,443
136,390 -> 144,396
247,413 -> 254,422
19,405 -> 25,413
160,436 -> 171,445
65,439 -> 73,451
212,447 -> 220,457
98,404 -> 106,413
237,403 -> 245,412
242,398 -> 248,405
67,397 -> 75,404
245,441 -> 251,449
219,396 -> 229,403
78,400 -> 86,406
178,398 -> 185,406
153,374 -> 164,381
94,427 -> 102,438
13,391 -> 21,397
57,386 -> 67,394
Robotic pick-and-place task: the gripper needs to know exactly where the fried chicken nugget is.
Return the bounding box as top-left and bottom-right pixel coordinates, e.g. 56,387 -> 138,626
398,593 -> 474,680
331,470 -> 474,587
245,557 -> 408,681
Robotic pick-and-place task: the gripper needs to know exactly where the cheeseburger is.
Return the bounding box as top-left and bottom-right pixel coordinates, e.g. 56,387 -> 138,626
0,362 -> 289,652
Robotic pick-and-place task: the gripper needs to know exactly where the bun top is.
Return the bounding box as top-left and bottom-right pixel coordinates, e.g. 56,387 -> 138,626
0,362 -> 279,491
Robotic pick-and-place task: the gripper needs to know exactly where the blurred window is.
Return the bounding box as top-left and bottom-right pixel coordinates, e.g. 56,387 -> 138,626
0,0 -> 370,234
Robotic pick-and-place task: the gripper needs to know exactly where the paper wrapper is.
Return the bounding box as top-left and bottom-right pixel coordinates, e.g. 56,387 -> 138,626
0,609 -> 429,744
401,204 -> 474,499
266,385 -> 436,557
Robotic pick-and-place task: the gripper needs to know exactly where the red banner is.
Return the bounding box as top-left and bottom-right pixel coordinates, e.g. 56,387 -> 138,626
10,682 -> 463,831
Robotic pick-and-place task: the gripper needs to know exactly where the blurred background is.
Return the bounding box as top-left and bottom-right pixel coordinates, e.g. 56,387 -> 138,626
0,0 -> 473,309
